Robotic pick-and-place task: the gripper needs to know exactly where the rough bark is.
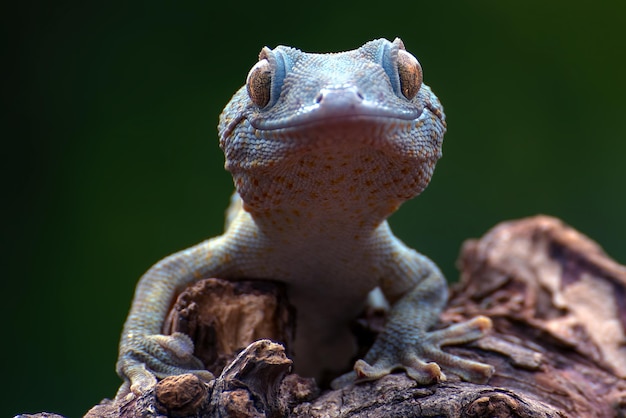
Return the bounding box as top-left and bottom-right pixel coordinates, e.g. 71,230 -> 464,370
22,215 -> 626,417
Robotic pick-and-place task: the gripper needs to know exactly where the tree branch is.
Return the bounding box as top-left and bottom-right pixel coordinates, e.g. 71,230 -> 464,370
23,216 -> 626,417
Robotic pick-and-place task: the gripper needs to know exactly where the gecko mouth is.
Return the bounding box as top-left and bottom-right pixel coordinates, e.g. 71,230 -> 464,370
250,86 -> 423,131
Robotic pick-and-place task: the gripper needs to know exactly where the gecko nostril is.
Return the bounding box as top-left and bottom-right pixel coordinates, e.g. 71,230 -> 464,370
315,88 -> 364,105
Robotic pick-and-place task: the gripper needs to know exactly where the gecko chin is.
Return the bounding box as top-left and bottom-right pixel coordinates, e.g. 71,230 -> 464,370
231,144 -> 438,216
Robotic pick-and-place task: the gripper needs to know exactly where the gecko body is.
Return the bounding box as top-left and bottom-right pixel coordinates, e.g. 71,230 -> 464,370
116,38 -> 493,395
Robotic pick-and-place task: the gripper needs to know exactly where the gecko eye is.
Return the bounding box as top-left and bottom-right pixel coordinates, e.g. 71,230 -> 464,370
246,59 -> 272,108
396,50 -> 422,100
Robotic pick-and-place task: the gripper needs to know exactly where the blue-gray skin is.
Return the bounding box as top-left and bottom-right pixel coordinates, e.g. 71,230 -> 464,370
115,38 -> 494,397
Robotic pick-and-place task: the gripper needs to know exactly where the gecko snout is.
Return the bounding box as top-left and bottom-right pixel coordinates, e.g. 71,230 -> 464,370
315,86 -> 365,107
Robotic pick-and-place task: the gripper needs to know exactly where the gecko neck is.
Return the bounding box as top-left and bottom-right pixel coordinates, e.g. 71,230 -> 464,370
245,199 -> 398,242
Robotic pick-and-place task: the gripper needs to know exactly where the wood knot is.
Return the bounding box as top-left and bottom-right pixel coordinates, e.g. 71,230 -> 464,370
155,374 -> 208,417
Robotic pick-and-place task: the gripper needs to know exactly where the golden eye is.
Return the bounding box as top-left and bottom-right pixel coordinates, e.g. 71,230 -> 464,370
246,59 -> 272,108
397,49 -> 422,100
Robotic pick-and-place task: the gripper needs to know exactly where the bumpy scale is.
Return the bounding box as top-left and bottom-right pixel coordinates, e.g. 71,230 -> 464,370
116,38 -> 494,396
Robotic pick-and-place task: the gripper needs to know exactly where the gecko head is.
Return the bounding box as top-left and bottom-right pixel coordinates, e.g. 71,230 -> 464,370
218,38 -> 446,216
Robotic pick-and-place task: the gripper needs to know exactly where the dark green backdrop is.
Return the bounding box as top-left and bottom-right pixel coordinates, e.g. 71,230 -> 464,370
5,1 -> 626,416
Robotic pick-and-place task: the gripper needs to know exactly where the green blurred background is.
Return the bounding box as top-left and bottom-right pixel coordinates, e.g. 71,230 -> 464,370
4,1 -> 626,416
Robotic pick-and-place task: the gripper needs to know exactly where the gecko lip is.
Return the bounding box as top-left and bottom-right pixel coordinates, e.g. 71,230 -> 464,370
251,86 -> 422,131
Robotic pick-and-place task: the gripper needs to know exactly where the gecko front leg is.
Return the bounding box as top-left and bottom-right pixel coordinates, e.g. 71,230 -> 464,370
116,238 -> 232,396
332,246 -> 494,388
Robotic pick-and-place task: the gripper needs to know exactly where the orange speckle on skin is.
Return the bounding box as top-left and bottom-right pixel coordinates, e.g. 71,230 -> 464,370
330,174 -> 345,185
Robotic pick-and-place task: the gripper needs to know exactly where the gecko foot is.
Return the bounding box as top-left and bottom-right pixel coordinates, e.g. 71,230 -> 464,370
331,315 -> 494,389
116,332 -> 214,397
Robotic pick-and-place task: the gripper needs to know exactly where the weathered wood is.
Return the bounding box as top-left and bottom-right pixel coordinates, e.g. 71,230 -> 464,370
162,278 -> 295,376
